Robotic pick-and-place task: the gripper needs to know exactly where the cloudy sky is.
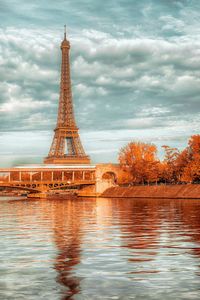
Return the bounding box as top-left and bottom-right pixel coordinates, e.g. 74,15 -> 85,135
0,0 -> 200,166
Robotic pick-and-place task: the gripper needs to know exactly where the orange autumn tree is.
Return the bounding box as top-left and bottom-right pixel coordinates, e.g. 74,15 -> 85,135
118,135 -> 200,185
161,145 -> 180,183
119,142 -> 160,184
175,148 -> 191,182
161,136 -> 200,183
181,135 -> 200,183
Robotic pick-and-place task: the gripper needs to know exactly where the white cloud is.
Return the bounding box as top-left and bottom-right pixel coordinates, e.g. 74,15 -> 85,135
0,82 -> 52,113
160,15 -> 185,34
0,98 -> 51,113
95,76 -> 114,85
75,83 -> 107,97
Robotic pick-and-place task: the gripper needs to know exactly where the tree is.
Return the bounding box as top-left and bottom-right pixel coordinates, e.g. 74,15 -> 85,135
119,142 -> 159,184
161,145 -> 180,183
118,135 -> 200,185
181,135 -> 200,183
175,149 -> 190,181
162,135 -> 200,184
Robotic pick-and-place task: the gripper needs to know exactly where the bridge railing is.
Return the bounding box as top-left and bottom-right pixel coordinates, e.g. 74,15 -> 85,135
0,170 -> 96,184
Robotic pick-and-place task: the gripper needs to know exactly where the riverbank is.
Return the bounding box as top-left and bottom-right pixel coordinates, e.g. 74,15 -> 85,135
101,184 -> 200,199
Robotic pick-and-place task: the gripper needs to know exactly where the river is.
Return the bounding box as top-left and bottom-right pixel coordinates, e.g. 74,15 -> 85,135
0,197 -> 200,299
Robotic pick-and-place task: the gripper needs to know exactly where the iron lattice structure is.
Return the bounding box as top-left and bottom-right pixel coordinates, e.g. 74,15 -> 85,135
44,29 -> 90,164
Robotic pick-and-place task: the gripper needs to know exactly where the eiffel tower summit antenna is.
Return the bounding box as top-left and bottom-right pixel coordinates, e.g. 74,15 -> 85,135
44,28 -> 91,164
64,24 -> 66,39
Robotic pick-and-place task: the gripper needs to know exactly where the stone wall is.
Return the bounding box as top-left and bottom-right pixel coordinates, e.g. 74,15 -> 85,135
95,164 -> 121,195
101,184 -> 200,199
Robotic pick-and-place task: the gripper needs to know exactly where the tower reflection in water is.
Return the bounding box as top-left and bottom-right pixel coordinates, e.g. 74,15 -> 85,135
50,199 -> 96,299
51,200 -> 81,299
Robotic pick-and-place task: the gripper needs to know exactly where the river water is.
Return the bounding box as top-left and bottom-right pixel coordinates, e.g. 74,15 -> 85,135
0,197 -> 200,300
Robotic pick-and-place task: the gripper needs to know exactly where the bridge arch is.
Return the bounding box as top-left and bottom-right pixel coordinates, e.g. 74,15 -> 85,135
94,164 -> 122,194
102,171 -> 117,184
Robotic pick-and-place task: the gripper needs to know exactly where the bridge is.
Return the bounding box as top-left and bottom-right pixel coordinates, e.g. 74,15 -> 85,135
0,164 -> 121,198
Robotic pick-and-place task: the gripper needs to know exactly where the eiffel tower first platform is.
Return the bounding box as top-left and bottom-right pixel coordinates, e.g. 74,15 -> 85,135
44,27 -> 90,165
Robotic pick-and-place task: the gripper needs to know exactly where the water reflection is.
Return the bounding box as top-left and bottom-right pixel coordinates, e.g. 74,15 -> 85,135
45,199 -> 97,299
51,200 -> 82,299
118,199 -> 160,265
1,197 -> 200,299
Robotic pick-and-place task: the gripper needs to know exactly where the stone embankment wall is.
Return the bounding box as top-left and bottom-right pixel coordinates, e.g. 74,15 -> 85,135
101,184 -> 200,199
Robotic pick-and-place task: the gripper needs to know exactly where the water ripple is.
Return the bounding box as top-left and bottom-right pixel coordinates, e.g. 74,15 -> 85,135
0,197 -> 200,299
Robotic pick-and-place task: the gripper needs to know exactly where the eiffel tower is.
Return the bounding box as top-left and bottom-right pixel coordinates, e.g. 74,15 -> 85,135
44,27 -> 90,164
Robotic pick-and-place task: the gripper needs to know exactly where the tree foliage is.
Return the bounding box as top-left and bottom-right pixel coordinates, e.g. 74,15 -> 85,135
118,135 -> 200,185
181,135 -> 200,183
119,142 -> 159,184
